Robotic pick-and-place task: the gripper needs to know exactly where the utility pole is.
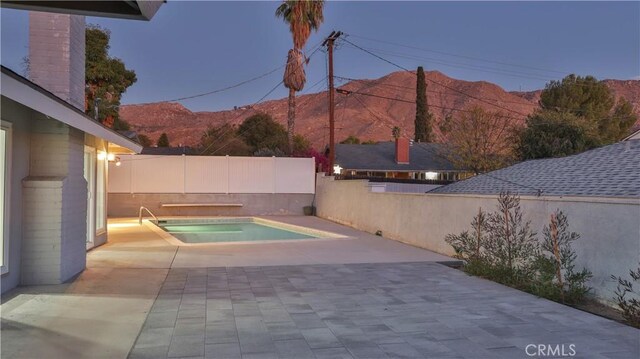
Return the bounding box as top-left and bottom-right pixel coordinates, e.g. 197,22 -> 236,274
323,30 -> 342,174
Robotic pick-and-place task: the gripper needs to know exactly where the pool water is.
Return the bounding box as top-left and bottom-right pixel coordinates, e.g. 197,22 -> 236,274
160,222 -> 316,243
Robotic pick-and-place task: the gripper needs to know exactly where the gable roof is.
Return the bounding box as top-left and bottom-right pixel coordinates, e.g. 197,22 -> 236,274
335,142 -> 460,172
1,66 -> 142,153
431,140 -> 640,198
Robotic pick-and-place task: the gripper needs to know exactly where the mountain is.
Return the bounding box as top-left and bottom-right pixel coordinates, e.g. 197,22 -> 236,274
119,71 -> 640,150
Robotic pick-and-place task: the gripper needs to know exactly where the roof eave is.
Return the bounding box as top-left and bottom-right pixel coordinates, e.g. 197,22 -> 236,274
1,67 -> 142,153
1,1 -> 164,21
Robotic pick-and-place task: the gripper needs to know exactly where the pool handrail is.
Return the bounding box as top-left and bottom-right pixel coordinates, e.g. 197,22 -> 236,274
139,206 -> 159,225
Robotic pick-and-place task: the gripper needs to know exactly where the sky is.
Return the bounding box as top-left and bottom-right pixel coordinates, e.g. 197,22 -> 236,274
1,1 -> 639,112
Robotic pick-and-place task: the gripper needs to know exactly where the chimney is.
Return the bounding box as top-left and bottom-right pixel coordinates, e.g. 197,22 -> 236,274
395,138 -> 410,164
29,12 -> 86,110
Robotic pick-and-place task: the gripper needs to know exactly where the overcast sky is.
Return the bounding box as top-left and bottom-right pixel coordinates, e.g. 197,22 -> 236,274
2,1 -> 638,112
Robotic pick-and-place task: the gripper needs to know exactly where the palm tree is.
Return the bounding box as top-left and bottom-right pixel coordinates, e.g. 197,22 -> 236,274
275,0 -> 324,153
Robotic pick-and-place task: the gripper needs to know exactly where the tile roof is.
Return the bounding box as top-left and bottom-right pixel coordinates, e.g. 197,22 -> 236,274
335,142 -> 460,172
431,140 -> 640,198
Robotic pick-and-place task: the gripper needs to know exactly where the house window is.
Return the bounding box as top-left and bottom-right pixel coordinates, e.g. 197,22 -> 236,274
1,122 -> 11,274
95,155 -> 106,233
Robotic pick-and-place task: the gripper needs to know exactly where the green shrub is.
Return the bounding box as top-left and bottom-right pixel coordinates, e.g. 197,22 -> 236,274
483,192 -> 538,281
445,207 -> 487,262
534,210 -> 592,304
612,265 -> 640,328
444,193 -> 592,306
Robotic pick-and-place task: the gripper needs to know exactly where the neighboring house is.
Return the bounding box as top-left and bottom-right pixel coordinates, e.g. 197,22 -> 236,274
623,128 -> 640,141
0,1 -> 163,293
430,139 -> 640,198
334,138 -> 474,182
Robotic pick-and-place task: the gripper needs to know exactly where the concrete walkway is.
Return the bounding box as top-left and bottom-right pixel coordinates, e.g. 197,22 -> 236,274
1,216 -> 638,359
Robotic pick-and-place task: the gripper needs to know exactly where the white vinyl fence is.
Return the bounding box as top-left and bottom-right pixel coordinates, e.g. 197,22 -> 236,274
108,155 -> 315,194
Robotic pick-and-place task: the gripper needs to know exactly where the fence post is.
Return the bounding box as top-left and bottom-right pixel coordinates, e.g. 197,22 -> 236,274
182,154 -> 186,194
272,156 -> 277,194
226,155 -> 230,194
129,155 -> 134,194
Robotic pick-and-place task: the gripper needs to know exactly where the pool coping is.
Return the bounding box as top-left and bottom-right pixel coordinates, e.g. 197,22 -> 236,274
142,216 -> 350,246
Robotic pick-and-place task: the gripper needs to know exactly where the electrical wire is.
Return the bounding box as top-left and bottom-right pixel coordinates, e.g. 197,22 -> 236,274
199,42 -> 325,155
342,37 -> 530,118
348,33 -> 568,76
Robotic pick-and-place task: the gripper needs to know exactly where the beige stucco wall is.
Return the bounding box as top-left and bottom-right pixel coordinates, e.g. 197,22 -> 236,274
316,175 -> 640,303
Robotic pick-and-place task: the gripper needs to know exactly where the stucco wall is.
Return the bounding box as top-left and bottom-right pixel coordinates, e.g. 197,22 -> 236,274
108,193 -> 315,217
316,175 -> 640,303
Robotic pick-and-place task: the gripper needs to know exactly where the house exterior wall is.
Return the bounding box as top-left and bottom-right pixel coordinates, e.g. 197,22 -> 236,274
0,98 -> 31,293
28,12 -> 85,110
316,175 -> 640,304
21,116 -> 87,285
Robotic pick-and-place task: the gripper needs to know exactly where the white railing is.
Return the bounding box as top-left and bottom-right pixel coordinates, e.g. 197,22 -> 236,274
138,206 -> 159,225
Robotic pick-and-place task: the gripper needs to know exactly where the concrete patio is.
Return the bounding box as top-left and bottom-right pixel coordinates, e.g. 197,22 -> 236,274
1,216 -> 638,359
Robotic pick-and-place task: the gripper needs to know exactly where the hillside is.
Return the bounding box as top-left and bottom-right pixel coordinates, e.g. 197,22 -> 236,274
120,71 -> 640,150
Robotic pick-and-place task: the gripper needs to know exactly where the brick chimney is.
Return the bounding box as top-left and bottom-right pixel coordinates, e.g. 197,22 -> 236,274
29,12 -> 86,110
395,138 -> 410,164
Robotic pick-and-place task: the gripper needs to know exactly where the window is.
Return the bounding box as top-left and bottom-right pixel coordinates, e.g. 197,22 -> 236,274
96,155 -> 106,233
1,122 -> 11,274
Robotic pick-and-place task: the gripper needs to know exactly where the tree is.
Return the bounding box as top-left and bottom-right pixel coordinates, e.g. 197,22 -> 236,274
439,106 -> 519,173
484,192 -> 538,276
392,126 -> 401,139
275,0 -> 325,153
137,134 -> 152,147
518,111 -> 596,160
238,113 -> 288,153
340,135 -> 361,144
292,134 -> 312,154
519,74 -> 636,159
85,25 -> 136,129
157,133 -> 170,147
414,66 -> 433,142
199,124 -> 251,156
535,210 -> 592,304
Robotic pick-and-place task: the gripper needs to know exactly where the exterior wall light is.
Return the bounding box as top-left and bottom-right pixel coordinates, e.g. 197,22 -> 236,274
115,157 -> 122,167
107,153 -> 116,161
333,164 -> 342,175
97,151 -> 107,160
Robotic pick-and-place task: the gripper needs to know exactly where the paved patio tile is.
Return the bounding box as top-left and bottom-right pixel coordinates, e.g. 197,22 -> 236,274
312,347 -> 355,359
128,262 -> 639,359
273,338 -> 315,359
167,334 -> 205,358
204,342 -> 241,359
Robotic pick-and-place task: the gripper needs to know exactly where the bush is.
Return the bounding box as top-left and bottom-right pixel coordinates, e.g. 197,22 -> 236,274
445,207 -> 487,262
444,193 -> 592,306
484,192 -> 538,279
612,265 -> 640,328
534,210 -> 592,304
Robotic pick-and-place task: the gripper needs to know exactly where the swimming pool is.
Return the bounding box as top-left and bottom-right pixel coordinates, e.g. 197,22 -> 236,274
155,217 -> 343,244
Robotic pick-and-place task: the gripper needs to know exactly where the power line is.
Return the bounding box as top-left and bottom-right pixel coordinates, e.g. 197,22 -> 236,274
208,75 -> 328,155
200,42 -> 325,155
348,33 -> 568,76
335,75 -> 537,107
135,65 -> 284,105
341,43 -> 555,82
336,88 -> 523,120
341,37 -> 530,118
